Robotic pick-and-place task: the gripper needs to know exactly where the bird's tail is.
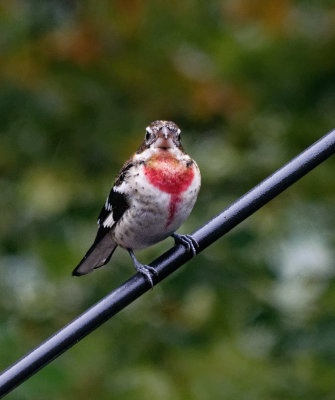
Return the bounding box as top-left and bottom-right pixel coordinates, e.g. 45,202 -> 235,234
72,232 -> 117,276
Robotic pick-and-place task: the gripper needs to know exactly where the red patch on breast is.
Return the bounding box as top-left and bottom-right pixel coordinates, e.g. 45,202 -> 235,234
144,152 -> 194,227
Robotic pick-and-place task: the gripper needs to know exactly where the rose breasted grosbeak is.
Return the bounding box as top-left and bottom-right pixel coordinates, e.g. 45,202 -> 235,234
73,120 -> 201,286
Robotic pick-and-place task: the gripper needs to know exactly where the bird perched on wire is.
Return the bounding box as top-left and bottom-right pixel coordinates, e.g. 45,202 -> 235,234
73,120 -> 201,286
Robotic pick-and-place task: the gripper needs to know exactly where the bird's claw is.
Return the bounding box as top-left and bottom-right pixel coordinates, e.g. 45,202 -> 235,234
128,248 -> 158,288
172,233 -> 199,257
135,264 -> 158,287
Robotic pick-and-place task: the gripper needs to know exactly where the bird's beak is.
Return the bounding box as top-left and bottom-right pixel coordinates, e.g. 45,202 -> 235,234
154,128 -> 174,150
160,126 -> 170,139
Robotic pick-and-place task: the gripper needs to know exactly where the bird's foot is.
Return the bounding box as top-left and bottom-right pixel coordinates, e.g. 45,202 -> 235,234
171,233 -> 199,257
128,249 -> 158,288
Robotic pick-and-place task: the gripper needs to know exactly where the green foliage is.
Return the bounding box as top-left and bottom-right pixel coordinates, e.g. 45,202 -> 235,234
1,1 -> 335,398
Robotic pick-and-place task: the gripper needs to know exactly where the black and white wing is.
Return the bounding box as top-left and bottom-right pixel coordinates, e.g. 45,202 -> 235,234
72,181 -> 130,276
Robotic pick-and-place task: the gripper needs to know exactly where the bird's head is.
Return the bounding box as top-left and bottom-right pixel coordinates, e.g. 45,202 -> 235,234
137,120 -> 183,153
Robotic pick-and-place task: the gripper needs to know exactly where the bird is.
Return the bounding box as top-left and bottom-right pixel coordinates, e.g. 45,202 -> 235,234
72,120 -> 201,286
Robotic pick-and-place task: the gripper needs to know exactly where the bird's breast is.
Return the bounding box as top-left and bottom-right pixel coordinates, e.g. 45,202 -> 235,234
113,151 -> 200,250
143,152 -> 196,229
144,152 -> 194,195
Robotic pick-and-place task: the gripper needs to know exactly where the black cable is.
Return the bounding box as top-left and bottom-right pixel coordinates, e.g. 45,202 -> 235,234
1,129 -> 334,398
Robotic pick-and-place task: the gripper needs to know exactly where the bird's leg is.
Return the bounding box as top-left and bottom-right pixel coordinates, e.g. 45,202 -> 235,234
127,249 -> 158,287
171,233 -> 199,257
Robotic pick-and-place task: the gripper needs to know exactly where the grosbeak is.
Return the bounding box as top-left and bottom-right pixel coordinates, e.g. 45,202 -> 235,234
73,120 -> 201,286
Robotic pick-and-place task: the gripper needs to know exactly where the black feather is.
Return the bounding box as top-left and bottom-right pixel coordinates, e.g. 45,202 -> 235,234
95,188 -> 129,243
114,162 -> 133,186
98,189 -> 129,226
108,190 -> 129,222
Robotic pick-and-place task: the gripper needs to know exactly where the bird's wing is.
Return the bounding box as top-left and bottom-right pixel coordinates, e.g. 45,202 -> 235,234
97,158 -> 134,230
72,162 -> 132,276
97,188 -> 130,230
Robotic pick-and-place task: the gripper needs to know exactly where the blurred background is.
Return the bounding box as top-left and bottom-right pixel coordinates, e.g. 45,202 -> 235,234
1,0 -> 335,399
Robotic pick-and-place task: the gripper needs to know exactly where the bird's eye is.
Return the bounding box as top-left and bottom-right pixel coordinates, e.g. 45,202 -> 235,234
145,130 -> 151,142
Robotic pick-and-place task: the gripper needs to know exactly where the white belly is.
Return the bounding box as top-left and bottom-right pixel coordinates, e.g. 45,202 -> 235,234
112,164 -> 200,250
